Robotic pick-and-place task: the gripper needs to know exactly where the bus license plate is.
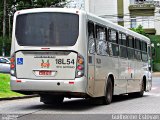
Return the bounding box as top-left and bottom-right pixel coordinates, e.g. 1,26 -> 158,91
39,70 -> 52,76
33,70 -> 57,77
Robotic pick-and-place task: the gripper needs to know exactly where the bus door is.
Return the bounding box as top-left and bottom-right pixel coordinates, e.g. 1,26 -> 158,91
87,22 -> 95,96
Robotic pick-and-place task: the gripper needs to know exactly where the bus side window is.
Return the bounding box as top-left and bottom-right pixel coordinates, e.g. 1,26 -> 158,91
108,29 -> 119,57
96,25 -> 108,56
108,29 -> 118,43
119,33 -> 127,58
127,36 -> 134,60
141,41 -> 148,62
141,41 -> 147,52
119,33 -> 127,46
88,22 -> 95,54
135,39 -> 142,61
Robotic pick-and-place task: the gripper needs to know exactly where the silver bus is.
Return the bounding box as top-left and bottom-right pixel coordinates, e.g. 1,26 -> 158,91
10,8 -> 152,105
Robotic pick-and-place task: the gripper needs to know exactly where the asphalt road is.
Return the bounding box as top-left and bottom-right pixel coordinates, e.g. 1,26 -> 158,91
0,77 -> 160,120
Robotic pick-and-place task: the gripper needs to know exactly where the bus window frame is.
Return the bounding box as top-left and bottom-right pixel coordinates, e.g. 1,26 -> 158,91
95,24 -> 108,56
141,41 -> 148,62
134,38 -> 142,61
119,32 -> 128,59
135,38 -> 141,50
87,21 -> 96,55
127,35 -> 135,60
108,28 -> 118,44
127,35 -> 134,48
108,28 -> 119,57
119,32 -> 127,46
141,41 -> 147,52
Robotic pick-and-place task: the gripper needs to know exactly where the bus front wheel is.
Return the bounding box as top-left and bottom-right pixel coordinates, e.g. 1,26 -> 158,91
129,80 -> 144,97
135,80 -> 145,97
103,77 -> 113,105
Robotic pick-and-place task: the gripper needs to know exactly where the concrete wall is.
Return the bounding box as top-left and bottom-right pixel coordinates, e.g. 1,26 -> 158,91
85,0 -> 118,23
155,7 -> 160,35
124,0 -> 131,28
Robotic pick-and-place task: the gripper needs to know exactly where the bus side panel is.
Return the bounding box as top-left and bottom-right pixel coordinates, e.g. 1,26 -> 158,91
87,54 -> 95,96
127,60 -> 137,93
115,58 -> 127,95
94,56 -> 119,97
134,60 -> 143,92
93,55 -> 106,97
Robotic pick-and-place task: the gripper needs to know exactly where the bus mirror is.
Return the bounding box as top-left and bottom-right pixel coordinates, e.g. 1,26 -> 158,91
149,66 -> 152,71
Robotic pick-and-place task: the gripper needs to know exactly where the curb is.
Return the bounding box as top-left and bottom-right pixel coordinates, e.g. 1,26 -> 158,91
0,94 -> 39,101
152,72 -> 160,77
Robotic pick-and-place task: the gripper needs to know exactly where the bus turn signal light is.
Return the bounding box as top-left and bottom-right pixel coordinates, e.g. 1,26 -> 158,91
78,58 -> 84,64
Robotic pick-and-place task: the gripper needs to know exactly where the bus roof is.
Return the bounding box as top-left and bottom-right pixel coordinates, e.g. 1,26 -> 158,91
15,8 -> 150,44
15,8 -> 81,15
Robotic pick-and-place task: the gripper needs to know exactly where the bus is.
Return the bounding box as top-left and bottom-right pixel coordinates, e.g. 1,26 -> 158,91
10,8 -> 152,105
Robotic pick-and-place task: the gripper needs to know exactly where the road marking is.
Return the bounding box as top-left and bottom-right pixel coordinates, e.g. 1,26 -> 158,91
145,92 -> 160,97
152,87 -> 157,90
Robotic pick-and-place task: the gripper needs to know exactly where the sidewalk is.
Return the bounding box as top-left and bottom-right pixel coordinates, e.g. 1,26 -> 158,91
152,72 -> 160,77
0,95 -> 38,101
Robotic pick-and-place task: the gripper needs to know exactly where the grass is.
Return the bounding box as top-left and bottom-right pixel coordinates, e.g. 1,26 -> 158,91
0,73 -> 24,98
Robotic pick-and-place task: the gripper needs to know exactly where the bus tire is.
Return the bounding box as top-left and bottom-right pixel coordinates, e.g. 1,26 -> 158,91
137,80 -> 145,97
103,77 -> 113,105
40,94 -> 64,105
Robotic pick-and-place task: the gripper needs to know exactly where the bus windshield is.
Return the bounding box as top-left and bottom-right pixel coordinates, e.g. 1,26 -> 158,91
15,12 -> 79,46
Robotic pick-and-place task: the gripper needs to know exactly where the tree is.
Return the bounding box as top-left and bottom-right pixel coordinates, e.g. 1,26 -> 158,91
130,25 -> 148,37
0,0 -> 67,36
12,0 -> 67,10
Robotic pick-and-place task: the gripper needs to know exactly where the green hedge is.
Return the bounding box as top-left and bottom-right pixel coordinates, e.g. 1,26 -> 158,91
149,35 -> 160,71
153,63 -> 160,72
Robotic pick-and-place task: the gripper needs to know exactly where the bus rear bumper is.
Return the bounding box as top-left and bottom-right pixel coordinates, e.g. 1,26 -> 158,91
10,76 -> 88,96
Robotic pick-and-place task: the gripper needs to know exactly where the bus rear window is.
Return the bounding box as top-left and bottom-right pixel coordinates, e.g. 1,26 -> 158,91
15,12 -> 79,46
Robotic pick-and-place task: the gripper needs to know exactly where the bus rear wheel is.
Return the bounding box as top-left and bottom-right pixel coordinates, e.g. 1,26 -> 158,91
40,94 -> 64,105
103,77 -> 113,105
